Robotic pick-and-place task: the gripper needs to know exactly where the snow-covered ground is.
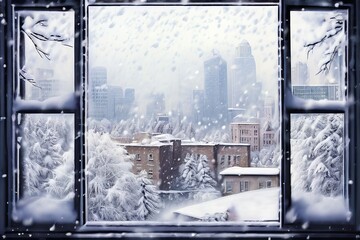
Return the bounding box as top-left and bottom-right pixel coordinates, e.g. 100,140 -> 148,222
173,187 -> 279,222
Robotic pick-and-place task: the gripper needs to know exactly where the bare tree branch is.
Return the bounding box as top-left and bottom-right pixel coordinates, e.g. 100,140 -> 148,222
20,18 -> 73,87
304,14 -> 345,74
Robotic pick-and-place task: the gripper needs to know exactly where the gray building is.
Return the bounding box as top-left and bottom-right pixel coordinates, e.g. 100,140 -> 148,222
89,67 -> 108,119
30,68 -> 61,101
292,85 -> 340,101
230,40 -> 257,109
204,52 -> 228,124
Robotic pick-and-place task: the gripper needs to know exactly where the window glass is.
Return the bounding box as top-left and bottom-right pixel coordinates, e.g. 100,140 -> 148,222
87,5 -> 279,223
17,11 -> 74,101
289,113 -> 348,222
290,10 -> 347,101
13,114 -> 76,223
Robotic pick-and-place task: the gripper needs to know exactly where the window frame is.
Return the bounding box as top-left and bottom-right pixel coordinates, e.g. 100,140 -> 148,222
0,0 -> 359,238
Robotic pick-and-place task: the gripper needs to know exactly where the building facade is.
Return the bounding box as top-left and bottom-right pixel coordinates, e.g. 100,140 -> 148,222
230,40 -> 258,112
30,68 -> 60,101
204,53 -> 228,124
231,122 -> 261,152
122,142 -> 181,191
292,85 -> 340,101
220,166 -> 279,195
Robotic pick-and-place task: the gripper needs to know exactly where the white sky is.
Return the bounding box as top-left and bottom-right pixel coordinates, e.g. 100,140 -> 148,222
290,10 -> 347,85
89,6 -> 279,113
23,11 -> 74,99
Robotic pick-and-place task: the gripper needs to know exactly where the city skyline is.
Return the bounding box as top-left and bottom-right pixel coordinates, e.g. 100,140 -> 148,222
89,6 -> 278,114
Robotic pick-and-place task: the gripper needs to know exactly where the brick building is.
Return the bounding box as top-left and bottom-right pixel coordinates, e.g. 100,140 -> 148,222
220,166 -> 279,195
230,122 -> 261,151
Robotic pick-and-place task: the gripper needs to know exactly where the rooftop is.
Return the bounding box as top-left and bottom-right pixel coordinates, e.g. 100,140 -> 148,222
220,166 -> 280,176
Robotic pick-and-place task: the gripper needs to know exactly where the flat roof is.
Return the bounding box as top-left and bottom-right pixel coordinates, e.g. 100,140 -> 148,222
119,141 -> 171,147
220,166 -> 279,176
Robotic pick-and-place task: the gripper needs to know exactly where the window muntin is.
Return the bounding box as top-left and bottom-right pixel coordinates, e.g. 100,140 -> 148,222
1,0 -> 358,236
10,8 -> 78,225
285,8 -> 350,224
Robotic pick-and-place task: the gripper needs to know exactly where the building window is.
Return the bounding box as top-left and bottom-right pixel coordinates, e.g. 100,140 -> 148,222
226,181 -> 233,193
266,180 -> 272,188
148,169 -> 154,179
240,181 -> 249,192
148,153 -> 153,161
259,181 -> 265,189
136,153 -> 141,161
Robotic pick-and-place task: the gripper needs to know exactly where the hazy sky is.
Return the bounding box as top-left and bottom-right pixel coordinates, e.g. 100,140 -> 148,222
291,10 -> 347,86
24,11 -> 74,99
89,6 -> 278,114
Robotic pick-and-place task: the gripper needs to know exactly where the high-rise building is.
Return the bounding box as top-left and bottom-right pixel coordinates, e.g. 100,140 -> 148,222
192,89 -> 205,123
146,93 -> 166,117
89,67 -> 108,119
204,52 -> 228,124
30,68 -> 60,101
292,85 -> 340,101
230,40 -> 257,109
291,62 -> 309,85
107,86 -> 123,120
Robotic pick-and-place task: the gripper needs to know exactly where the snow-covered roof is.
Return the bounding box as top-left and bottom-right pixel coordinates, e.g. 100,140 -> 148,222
217,143 -> 250,147
174,187 -> 279,221
119,141 -> 171,147
230,122 -> 260,125
181,141 -> 216,146
181,142 -> 249,147
152,134 -> 179,141
220,166 -> 279,176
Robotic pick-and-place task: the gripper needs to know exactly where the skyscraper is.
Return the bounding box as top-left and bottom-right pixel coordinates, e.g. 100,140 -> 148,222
230,40 -> 257,109
203,52 -> 228,124
89,67 -> 108,119
30,68 -> 61,101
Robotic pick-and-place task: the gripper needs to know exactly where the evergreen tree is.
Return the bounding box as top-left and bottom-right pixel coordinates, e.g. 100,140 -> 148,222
136,171 -> 162,220
291,114 -> 343,197
87,130 -> 137,221
180,153 -> 198,190
196,154 -> 217,189
22,114 -> 74,199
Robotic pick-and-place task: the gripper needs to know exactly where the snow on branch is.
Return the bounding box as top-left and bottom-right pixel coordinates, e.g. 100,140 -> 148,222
304,14 -> 345,75
20,15 -> 73,87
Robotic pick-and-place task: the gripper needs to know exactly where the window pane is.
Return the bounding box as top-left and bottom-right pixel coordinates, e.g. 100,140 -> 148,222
87,5 -> 279,223
17,10 -> 74,101
289,113 -> 349,222
13,114 -> 76,223
290,10 -> 348,101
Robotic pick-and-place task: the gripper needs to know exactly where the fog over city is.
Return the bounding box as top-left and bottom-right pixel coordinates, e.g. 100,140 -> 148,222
89,6 -> 278,114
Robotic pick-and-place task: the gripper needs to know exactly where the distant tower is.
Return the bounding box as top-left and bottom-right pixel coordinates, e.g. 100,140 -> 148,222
30,68 -> 61,101
231,40 -> 257,109
89,67 -> 108,119
192,89 -> 205,123
203,52 -> 228,124
292,62 -> 309,85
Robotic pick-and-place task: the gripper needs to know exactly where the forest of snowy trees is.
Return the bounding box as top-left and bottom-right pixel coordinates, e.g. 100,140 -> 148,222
291,114 -> 344,197
21,115 -> 74,200
88,116 -> 230,143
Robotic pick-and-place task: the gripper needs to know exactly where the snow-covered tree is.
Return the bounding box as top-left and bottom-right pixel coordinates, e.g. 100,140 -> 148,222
136,171 -> 163,220
196,155 -> 217,189
87,130 -> 136,221
21,114 -> 74,199
87,131 -> 162,221
291,114 -> 343,197
180,153 -> 198,190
